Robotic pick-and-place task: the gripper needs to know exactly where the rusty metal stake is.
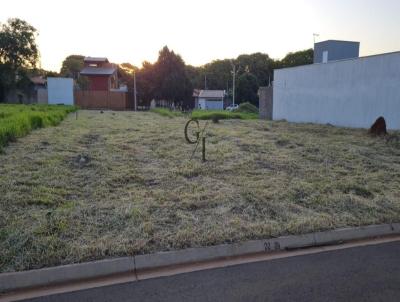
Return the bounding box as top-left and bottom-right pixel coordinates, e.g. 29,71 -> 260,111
202,137 -> 206,162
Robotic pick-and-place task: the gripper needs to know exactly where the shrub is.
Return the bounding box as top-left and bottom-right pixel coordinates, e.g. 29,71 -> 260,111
235,102 -> 259,114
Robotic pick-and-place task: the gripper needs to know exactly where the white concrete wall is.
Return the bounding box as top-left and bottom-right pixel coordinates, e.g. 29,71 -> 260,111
47,77 -> 74,105
273,52 -> 400,129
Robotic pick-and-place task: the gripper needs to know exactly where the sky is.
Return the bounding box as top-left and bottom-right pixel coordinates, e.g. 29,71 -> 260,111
1,0 -> 400,71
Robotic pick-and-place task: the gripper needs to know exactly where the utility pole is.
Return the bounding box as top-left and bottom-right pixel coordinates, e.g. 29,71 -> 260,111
133,69 -> 137,111
204,74 -> 207,90
232,64 -> 236,106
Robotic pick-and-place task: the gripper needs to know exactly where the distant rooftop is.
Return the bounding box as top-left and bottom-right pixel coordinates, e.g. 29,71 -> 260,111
30,76 -> 46,85
80,66 -> 116,75
198,90 -> 225,98
84,57 -> 109,63
315,39 -> 360,45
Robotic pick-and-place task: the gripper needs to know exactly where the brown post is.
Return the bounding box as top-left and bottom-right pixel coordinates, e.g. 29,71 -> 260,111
202,137 -> 206,162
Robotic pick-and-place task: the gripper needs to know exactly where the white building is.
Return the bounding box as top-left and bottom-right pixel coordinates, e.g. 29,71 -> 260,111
194,90 -> 225,110
273,48 -> 400,129
47,77 -> 74,105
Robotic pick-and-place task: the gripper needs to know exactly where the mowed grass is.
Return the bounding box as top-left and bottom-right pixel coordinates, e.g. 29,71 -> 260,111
1,110 -> 400,272
150,107 -> 258,120
0,104 -> 76,150
149,108 -> 186,118
191,109 -> 258,120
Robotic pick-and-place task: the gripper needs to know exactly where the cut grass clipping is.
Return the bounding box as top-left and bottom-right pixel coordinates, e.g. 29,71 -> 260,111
0,104 -> 77,150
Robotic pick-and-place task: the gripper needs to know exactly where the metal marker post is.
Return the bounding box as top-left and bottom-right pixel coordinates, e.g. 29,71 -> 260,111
184,119 -> 208,162
76,111 -> 78,120
202,137 -> 206,162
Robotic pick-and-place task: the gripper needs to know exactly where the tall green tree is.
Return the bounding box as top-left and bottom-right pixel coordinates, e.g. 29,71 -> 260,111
60,55 -> 85,78
0,18 -> 39,69
152,46 -> 193,108
118,62 -> 138,88
60,54 -> 89,89
203,59 -> 232,90
236,72 -> 259,105
236,53 -> 274,86
0,18 -> 39,101
136,61 -> 156,105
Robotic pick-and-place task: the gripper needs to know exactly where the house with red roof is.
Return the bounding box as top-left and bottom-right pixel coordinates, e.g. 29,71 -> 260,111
80,57 -> 119,91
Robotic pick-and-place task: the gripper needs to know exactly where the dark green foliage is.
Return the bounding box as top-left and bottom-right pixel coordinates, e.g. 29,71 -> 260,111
60,55 -> 89,89
235,102 -> 259,114
115,48 -> 313,110
0,18 -> 39,101
275,49 -> 314,69
121,47 -> 193,109
153,46 -> 193,108
186,49 -> 313,107
236,73 -> 259,106
235,53 -> 274,87
0,18 -> 39,69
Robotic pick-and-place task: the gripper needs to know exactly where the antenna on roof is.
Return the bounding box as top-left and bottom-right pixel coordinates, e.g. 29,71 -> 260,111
313,33 -> 320,45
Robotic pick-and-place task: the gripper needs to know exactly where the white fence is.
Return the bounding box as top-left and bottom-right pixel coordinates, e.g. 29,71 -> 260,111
273,51 -> 400,130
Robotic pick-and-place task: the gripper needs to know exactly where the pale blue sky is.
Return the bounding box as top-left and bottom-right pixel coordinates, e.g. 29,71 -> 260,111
1,0 -> 399,71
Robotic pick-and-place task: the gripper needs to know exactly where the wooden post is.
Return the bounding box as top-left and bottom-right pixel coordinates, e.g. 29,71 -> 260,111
202,137 -> 206,162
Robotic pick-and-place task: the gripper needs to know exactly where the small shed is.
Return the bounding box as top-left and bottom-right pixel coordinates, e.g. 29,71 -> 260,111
194,90 -> 225,110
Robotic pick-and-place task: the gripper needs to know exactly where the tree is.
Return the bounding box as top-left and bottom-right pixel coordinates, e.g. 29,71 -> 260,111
236,72 -> 259,106
60,55 -> 85,78
0,18 -> 39,101
152,46 -> 193,108
118,62 -> 138,88
136,61 -> 156,106
185,65 -> 204,90
236,53 -> 274,87
277,49 -> 314,69
203,59 -> 232,90
60,54 -> 89,89
0,18 -> 39,69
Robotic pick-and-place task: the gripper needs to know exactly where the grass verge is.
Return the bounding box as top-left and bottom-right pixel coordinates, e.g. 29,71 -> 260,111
0,104 -> 76,150
191,110 -> 258,120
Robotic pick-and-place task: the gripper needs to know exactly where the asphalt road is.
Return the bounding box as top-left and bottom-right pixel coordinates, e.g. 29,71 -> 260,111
23,241 -> 400,302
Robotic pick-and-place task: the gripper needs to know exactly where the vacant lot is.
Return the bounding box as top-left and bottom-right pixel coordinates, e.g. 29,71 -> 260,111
1,110 -> 400,272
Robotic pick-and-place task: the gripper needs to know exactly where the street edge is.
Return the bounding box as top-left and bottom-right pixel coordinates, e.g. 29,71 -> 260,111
1,223 -> 399,294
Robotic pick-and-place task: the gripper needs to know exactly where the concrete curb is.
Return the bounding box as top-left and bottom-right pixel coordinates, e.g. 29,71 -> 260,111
1,223 -> 400,294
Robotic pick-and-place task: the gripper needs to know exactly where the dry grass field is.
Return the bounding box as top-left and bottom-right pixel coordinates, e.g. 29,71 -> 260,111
1,110 -> 400,272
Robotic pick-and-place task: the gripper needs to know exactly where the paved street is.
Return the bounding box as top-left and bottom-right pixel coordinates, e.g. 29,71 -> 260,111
23,241 -> 400,302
